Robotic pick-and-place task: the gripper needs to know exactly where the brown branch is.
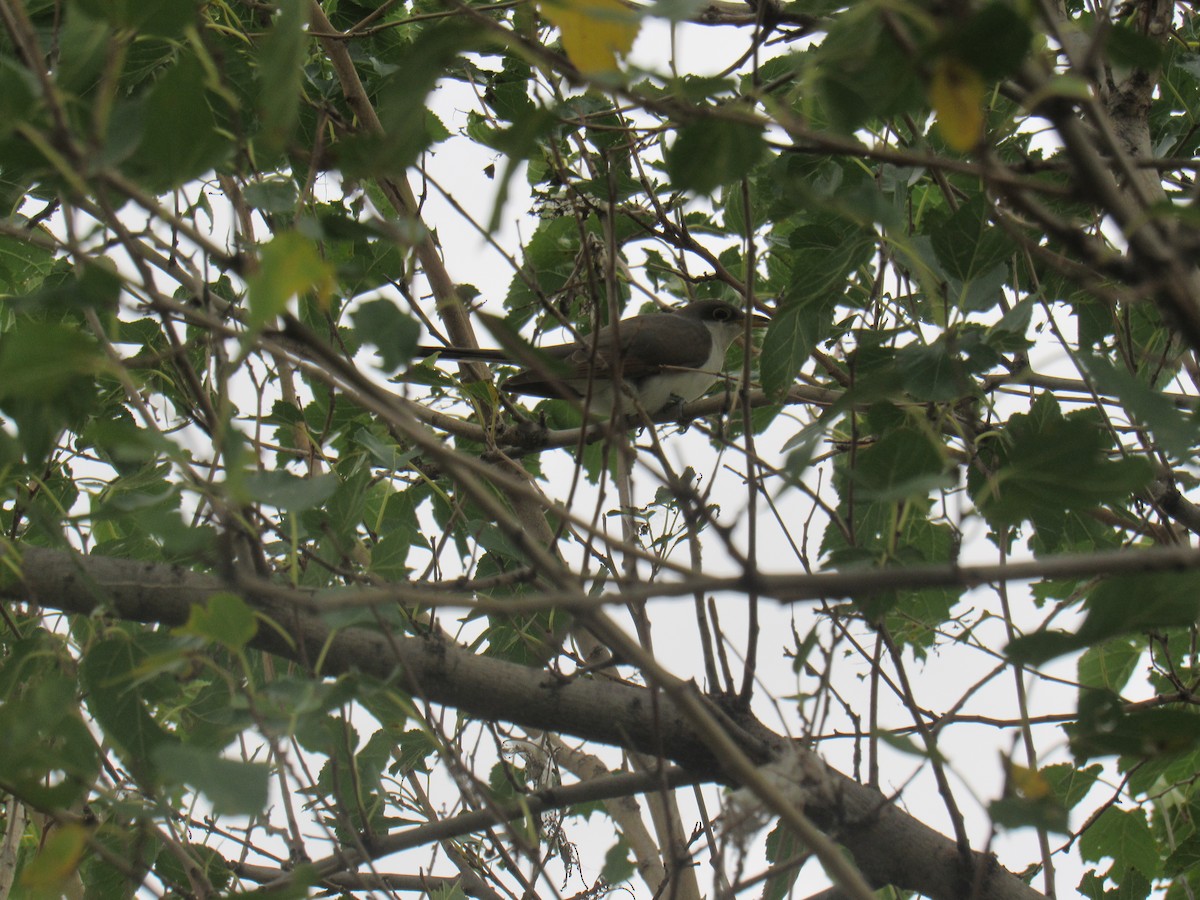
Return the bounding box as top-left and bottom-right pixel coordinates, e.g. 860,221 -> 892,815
296,543 -> 1200,615
235,766 -> 702,892
3,543 -> 1046,900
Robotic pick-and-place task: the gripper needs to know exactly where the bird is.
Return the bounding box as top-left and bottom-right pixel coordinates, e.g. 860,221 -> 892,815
499,299 -> 769,417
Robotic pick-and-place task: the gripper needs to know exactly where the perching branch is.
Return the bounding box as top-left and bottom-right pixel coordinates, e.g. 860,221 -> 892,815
3,543 -> 1045,900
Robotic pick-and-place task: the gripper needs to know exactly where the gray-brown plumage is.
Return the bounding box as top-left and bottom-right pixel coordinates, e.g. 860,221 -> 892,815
501,300 -> 767,416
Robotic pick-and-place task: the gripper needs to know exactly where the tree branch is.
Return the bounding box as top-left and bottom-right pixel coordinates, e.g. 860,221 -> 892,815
2,544 -> 1045,900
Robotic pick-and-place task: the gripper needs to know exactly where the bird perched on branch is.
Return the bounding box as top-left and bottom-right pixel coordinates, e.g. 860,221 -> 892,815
419,300 -> 770,418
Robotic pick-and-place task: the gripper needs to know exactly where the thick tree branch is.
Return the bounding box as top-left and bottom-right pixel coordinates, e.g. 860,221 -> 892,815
2,544 -> 1044,900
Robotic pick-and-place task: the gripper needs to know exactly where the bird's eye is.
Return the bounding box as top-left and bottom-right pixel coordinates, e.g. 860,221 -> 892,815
715,307 -> 733,320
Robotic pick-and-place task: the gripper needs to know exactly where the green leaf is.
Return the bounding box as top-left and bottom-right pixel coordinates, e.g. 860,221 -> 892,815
942,3 -> 1033,79
876,730 -> 944,761
1080,572 -> 1200,640
0,320 -> 104,399
849,426 -> 950,502
1078,353 -> 1198,461
953,261 -> 1008,313
1079,807 -> 1160,882
176,592 -> 258,652
256,0 -> 309,157
985,299 -> 1034,352
55,6 -> 109,95
1124,747 -> 1200,796
393,728 -> 438,776
1078,870 -> 1106,899
153,744 -> 270,816
896,341 -> 970,401
1065,689 -> 1200,759
968,394 -> 1152,528
989,794 -> 1069,834
0,58 -> 37,142
1040,762 -> 1102,810
1004,629 -> 1081,666
246,232 -> 334,329
303,466 -> 371,547
0,646 -> 99,808
427,884 -> 470,900
80,826 -> 153,900
782,219 -> 875,300
1009,573 -> 1200,665
154,842 -> 233,894
76,0 -> 199,37
339,26 -> 479,175
80,636 -> 178,780
1077,637 -> 1142,693
1106,25 -> 1163,70
1164,833 -> 1200,878
601,836 -> 636,884
485,57 -> 537,123
815,14 -> 923,132
370,530 -> 414,579
666,119 -> 768,194
505,216 -> 585,317
649,0 -> 709,22
351,299 -> 421,372
887,583 -> 958,652
763,822 -> 805,900
242,469 -> 338,511
9,261 -> 121,319
760,298 -> 829,399
123,52 -> 230,191
81,414 -> 173,467
930,196 -> 1014,311
244,178 -> 299,213
888,234 -> 949,312
356,427 -> 421,470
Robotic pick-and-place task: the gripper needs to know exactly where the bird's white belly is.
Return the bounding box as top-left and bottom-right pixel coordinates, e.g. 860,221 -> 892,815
584,340 -> 729,417
631,368 -> 723,414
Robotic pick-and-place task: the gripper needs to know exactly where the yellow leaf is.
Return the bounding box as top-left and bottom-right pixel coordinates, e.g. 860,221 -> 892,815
930,57 -> 985,152
540,0 -> 640,76
19,824 -> 87,891
1009,763 -> 1052,800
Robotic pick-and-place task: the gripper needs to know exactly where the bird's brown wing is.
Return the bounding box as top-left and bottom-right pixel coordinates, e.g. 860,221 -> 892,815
563,313 -> 712,374
499,341 -> 582,398
617,313 -> 712,372
501,311 -> 710,398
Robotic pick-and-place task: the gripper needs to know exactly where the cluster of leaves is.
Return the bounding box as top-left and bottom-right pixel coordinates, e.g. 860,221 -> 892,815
3,0 -> 1200,898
